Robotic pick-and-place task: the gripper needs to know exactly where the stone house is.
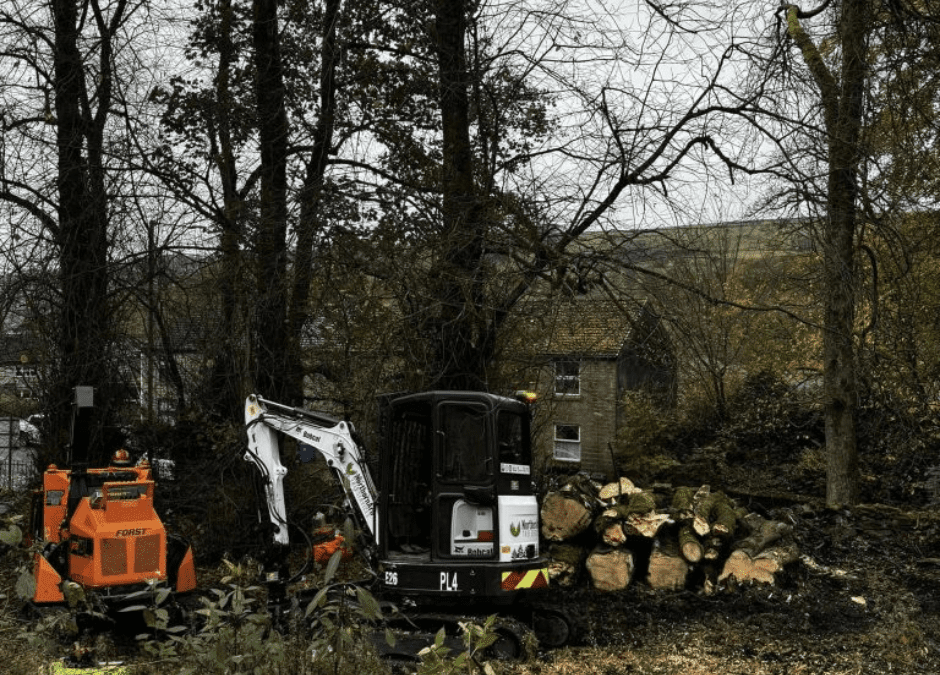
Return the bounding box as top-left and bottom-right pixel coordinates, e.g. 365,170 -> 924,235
521,299 -> 675,477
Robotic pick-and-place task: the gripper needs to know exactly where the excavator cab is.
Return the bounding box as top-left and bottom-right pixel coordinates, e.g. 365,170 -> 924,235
377,391 -> 547,601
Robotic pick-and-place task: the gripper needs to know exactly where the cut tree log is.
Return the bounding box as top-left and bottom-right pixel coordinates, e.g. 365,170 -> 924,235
755,543 -> 800,570
702,493 -> 737,538
734,515 -> 793,558
560,474 -> 601,506
671,485 -> 714,536
718,543 -> 799,585
670,485 -> 697,517
717,513 -> 797,586
615,491 -> 656,515
585,546 -> 634,592
647,538 -> 689,591
541,480 -> 804,595
703,535 -> 725,561
541,492 -> 593,541
601,521 -> 627,546
623,512 -> 672,538
598,477 -> 642,502
546,543 -> 584,586
678,525 -> 704,563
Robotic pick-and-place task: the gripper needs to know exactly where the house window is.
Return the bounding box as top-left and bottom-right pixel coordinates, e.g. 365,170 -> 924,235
554,360 -> 580,396
553,424 -> 581,462
158,398 -> 178,424
14,365 -> 37,399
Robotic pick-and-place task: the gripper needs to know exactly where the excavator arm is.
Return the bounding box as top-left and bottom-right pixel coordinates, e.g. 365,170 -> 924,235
244,395 -> 379,552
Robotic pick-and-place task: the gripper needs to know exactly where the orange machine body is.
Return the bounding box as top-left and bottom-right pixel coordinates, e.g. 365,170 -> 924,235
30,462 -> 196,603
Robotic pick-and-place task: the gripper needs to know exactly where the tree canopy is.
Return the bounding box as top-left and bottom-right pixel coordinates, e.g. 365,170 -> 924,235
1,0 -> 939,503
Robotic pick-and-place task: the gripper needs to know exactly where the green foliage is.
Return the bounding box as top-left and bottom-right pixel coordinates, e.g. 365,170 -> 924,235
303,549 -> 389,675
612,391 -> 680,480
183,561 -> 280,674
122,579 -> 189,662
416,615 -> 501,675
0,523 -> 22,547
15,582 -> 111,660
1,516 -> 74,652
122,554 -> 389,675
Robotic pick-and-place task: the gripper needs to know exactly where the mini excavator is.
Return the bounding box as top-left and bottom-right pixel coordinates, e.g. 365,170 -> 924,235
244,390 -> 572,652
27,387 -> 196,605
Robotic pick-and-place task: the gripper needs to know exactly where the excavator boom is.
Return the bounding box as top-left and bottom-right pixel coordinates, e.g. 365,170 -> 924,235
244,395 -> 379,546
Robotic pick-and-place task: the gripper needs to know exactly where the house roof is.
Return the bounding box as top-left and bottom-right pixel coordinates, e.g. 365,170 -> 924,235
516,299 -> 637,359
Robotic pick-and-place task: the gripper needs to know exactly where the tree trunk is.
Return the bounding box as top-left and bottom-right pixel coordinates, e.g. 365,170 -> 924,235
202,0 -> 245,421
286,0 -> 343,403
431,0 -> 488,390
252,0 -> 291,400
786,1 -> 867,506
49,0 -> 118,465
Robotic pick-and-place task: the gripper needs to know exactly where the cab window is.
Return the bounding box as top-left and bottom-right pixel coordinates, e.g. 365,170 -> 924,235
439,403 -> 491,483
497,411 -> 528,465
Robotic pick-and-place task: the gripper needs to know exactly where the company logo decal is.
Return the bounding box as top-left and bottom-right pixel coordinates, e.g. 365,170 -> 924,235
115,528 -> 146,537
509,519 -> 537,538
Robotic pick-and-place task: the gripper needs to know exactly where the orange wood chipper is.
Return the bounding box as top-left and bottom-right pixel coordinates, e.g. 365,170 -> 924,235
26,387 -> 196,605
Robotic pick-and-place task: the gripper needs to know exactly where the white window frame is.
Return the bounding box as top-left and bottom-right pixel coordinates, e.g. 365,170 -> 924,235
554,360 -> 581,397
553,423 -> 581,463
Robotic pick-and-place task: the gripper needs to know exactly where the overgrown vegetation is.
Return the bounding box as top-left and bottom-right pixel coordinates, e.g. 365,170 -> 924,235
608,368 -> 940,512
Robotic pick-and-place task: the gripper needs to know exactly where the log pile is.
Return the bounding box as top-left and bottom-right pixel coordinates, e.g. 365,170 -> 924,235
541,476 -> 799,593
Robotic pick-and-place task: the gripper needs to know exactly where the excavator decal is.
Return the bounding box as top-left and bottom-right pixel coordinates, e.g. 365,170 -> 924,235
500,568 -> 549,591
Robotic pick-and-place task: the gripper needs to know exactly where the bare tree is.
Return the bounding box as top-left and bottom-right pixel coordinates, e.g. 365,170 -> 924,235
768,1 -> 940,505
337,0 -> 777,393
0,0 -> 154,463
